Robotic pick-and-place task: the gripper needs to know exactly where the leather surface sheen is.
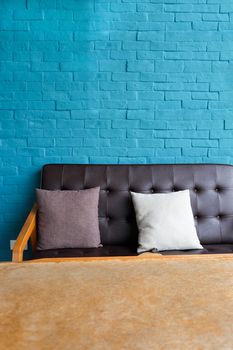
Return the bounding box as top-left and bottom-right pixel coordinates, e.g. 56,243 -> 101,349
33,164 -> 233,258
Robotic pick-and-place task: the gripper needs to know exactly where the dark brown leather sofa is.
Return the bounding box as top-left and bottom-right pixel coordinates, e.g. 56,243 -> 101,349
12,164 -> 233,262
31,163 -> 233,260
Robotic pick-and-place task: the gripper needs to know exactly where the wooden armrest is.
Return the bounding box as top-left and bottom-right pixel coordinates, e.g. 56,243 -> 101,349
12,203 -> 38,263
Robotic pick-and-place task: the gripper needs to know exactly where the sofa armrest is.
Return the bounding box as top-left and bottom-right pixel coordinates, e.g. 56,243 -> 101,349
12,203 -> 38,263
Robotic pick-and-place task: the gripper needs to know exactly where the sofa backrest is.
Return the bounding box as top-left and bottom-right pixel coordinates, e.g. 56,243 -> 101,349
41,164 -> 233,246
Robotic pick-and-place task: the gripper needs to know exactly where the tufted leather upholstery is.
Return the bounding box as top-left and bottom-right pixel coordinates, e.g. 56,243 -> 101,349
32,164 -> 233,259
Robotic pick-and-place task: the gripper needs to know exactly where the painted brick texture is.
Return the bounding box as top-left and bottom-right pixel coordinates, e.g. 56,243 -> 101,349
0,0 -> 233,259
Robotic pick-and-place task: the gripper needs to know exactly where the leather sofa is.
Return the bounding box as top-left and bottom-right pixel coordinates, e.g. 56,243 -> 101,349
13,164 -> 233,262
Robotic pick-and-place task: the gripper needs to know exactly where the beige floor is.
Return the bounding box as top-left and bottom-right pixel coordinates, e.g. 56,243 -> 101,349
0,254 -> 233,350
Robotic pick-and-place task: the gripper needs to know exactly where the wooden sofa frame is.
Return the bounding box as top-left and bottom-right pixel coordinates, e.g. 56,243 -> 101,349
12,204 -> 38,263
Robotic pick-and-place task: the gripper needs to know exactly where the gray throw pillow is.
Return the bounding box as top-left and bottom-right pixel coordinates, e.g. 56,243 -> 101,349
36,187 -> 102,250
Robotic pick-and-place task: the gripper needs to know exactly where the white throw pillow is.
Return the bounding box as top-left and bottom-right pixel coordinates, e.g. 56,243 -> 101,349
131,190 -> 203,253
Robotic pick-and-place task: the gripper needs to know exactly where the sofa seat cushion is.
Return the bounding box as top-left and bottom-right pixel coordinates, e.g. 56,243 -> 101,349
160,244 -> 233,255
32,245 -> 138,260
31,244 -> 233,260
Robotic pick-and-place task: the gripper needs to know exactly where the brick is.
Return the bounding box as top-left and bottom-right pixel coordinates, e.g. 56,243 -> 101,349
110,139 -> 136,148
192,52 -> 219,61
151,42 -> 176,51
100,82 -> 126,91
182,148 -> 208,156
1,62 -> 30,72
183,101 -> 208,109
84,139 -> 109,147
192,92 -> 218,100
102,147 -> 127,157
111,51 -> 136,60
110,91 -> 137,101
209,101 -> 230,109
28,138 -> 54,147
61,61 -> 98,72
167,74 -> 196,83
225,121 -> 233,129
168,31 -> 221,42
154,82 -> 184,91
183,83 -> 209,92
221,51 -> 233,60
126,110 -> 153,120
44,31 -> 73,41
137,22 -> 165,31
44,72 -> 72,82
74,31 -> 109,41
165,92 -> 191,101
112,21 -> 137,31
141,120 -> 167,130
57,120 -> 84,129
89,157 -> 119,164
203,14 -> 229,21
112,72 -> 139,82
137,139 -> 164,148
137,3 -> 163,12
192,140 -> 218,147
157,148 -> 181,157
13,10 -> 44,20
127,82 -> 153,91
127,129 -> 153,138
157,101 -> 181,110
123,41 -> 150,50
137,91 -> 164,101
137,51 -> 163,60
168,121 -> 196,130
99,60 -> 126,72
176,13 -> 201,22
128,101 -> 155,109
99,109 -> 125,121
128,148 -> 154,157
197,121 -> 223,130
137,32 -> 164,42
148,13 -> 174,22
165,139 -> 191,148
219,140 -> 233,148
184,131 -> 210,139
141,73 -> 166,82
164,51 -> 192,60
192,4 -> 219,13
177,42 -> 207,51
111,3 -> 136,12
112,120 -> 140,129
184,62 -> 211,73
30,41 -> 58,51
212,110 -> 233,120
0,20 -> 29,30
155,61 -> 184,73
127,60 -> 154,72
120,13 -> 148,22
193,22 -> 218,30
100,129 -> 126,138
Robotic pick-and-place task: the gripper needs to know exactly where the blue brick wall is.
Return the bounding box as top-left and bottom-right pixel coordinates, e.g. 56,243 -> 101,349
1,0 -> 233,260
